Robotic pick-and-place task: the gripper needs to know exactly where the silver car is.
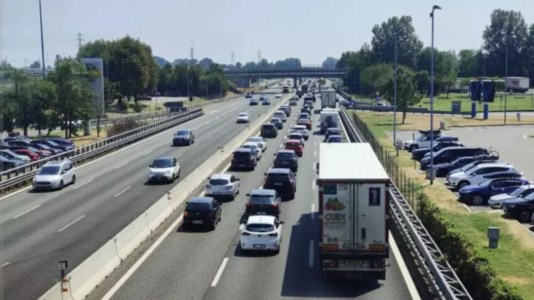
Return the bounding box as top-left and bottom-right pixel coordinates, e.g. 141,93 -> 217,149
205,173 -> 241,200
33,160 -> 76,190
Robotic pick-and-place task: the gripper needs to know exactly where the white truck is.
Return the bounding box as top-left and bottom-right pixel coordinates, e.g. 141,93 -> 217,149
319,109 -> 339,134
503,77 -> 530,93
321,88 -> 337,109
317,143 -> 390,280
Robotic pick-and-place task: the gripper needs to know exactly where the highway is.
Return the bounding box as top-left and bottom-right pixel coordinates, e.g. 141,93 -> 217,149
96,98 -> 416,300
0,90 -> 284,300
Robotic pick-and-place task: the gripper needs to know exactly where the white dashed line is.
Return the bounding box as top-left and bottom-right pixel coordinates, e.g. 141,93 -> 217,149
312,163 -> 315,171
12,204 -> 41,219
114,186 -> 131,198
313,150 -> 316,157
312,179 -> 316,190
73,178 -> 94,190
57,215 -> 85,232
1,262 -> 10,268
308,240 -> 314,268
112,161 -> 129,170
211,257 -> 229,287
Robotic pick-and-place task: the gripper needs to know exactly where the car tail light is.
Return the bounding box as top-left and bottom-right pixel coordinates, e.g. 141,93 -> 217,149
184,211 -> 189,217
268,232 -> 278,237
242,231 -> 251,236
245,203 -> 251,208
272,203 -> 279,208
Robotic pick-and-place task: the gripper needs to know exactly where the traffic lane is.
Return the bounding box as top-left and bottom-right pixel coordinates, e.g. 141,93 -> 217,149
1,99 -> 278,300
110,103 -> 296,299
0,96 -> 252,221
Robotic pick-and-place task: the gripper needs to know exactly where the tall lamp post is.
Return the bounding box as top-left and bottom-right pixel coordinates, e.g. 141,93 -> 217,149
429,4 -> 441,185
393,28 -> 398,147
504,20 -> 509,125
38,0 -> 46,139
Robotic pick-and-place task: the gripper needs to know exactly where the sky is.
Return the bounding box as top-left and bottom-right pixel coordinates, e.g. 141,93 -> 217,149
2,0 -> 534,68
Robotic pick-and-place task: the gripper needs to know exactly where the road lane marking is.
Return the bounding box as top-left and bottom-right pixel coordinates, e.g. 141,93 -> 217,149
311,204 -> 316,220
312,179 -> 316,190
12,204 -> 41,219
211,257 -> 229,287
1,262 -> 10,268
312,163 -> 315,171
58,215 -> 85,232
313,150 -> 316,157
308,240 -> 314,268
112,161 -> 129,170
390,232 -> 421,300
314,141 -> 317,146
114,186 -> 131,198
73,178 -> 94,190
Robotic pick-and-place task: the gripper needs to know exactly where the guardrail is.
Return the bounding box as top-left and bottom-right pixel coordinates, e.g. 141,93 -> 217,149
0,109 -> 203,193
338,105 -> 472,300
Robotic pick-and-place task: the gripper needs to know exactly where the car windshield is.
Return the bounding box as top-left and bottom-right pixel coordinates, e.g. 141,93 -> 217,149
38,166 -> 61,175
238,113 -> 247,117
250,195 -> 274,205
186,202 -> 212,211
510,186 -> 527,196
289,135 -> 301,139
209,179 -> 229,185
152,159 -> 173,168
175,131 -> 189,136
246,224 -> 275,232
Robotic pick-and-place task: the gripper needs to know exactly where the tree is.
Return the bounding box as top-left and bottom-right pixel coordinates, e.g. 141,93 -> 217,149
274,58 -> 301,69
527,24 -> 534,84
371,16 -> 423,69
457,49 -> 478,77
337,46 -> 373,94
483,10 -> 529,77
414,70 -> 430,98
322,57 -> 339,69
157,63 -> 175,96
361,64 -> 394,97
377,66 -> 419,123
4,70 -> 33,136
198,58 -> 214,69
28,79 -> 56,135
29,60 -> 41,69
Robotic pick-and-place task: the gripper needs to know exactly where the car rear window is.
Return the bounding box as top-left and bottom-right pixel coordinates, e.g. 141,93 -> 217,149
209,179 -> 229,185
246,224 -> 275,232
234,151 -> 251,158
289,134 -> 301,139
250,195 -> 274,204
262,124 -> 274,129
186,202 -> 212,211
176,131 -> 189,136
267,173 -> 290,181
286,142 -> 299,147
277,152 -> 294,158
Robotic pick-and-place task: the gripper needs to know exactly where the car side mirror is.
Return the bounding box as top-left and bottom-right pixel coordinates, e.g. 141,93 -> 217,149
246,193 -> 250,196
149,164 -> 152,167
279,221 -> 285,224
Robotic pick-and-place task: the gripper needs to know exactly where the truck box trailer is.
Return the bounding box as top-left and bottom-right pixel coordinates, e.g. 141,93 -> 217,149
317,143 -> 390,279
321,88 -> 337,109
503,77 -> 530,93
319,109 -> 339,134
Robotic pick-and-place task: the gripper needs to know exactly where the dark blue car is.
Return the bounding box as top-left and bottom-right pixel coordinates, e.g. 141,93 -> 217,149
458,178 -> 529,205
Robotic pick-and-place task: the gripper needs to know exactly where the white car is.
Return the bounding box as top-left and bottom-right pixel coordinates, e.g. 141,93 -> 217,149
247,136 -> 267,152
205,173 -> 241,200
33,160 -> 76,190
148,156 -> 180,183
447,163 -> 515,189
237,112 -> 250,123
488,184 -> 534,209
291,125 -> 309,140
275,93 -> 282,98
240,215 -> 282,253
242,142 -> 262,160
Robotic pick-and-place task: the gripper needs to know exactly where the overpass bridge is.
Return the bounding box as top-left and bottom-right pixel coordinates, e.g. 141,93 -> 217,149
224,67 -> 347,88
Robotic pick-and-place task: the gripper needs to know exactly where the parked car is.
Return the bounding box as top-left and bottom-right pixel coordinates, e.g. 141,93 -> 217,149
13,149 -> 40,161
263,168 -> 296,200
245,189 -> 281,218
205,173 -> 240,200
32,140 -> 69,152
458,178 -> 529,205
29,142 -> 62,155
0,155 -> 24,171
0,149 -> 31,163
261,123 -> 278,138
503,193 -> 534,223
236,112 -> 250,123
32,160 -> 76,190
183,197 -> 222,230
242,142 -> 262,161
46,137 -> 74,147
231,147 -> 257,171
297,118 -> 312,130
420,147 -> 489,170
432,156 -> 478,177
273,150 -> 298,172
447,156 -> 501,177
247,136 -> 267,152
173,130 -> 195,146
148,156 -> 180,183
291,125 -> 309,140
447,163 -> 517,189
412,138 -> 463,162
285,139 -> 304,157
488,184 -> 534,209
403,130 -> 442,152
270,118 -> 283,130
41,139 -> 74,151
240,215 -> 282,253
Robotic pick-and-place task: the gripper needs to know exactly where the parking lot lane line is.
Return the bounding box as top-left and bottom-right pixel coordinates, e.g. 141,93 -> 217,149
73,178 -> 94,190
211,257 -> 229,288
308,240 -> 314,268
57,215 -> 85,232
114,186 -> 131,198
12,204 -> 41,219
390,231 -> 421,300
1,262 -> 10,268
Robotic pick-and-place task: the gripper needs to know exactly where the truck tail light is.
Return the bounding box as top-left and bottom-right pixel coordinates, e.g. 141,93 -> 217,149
322,259 -> 336,267
373,259 -> 385,268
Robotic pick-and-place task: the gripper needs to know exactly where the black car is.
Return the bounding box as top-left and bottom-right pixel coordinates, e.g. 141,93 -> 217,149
324,128 -> 341,141
503,193 -> 534,223
261,123 -> 278,138
420,147 -> 489,170
273,150 -> 298,172
412,141 -> 464,162
270,118 -> 283,130
231,148 -> 257,171
183,197 -> 222,230
173,130 -> 195,146
433,156 -> 478,177
245,189 -> 281,218
263,168 -> 296,200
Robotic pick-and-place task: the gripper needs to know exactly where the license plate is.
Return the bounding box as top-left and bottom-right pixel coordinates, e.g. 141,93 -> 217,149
274,183 -> 282,186
192,220 -> 203,224
339,260 -> 368,268
257,211 -> 266,215
253,244 -> 266,249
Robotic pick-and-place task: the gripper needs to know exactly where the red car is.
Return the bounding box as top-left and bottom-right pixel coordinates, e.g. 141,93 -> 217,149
13,149 -> 40,161
285,139 -> 304,157
297,118 -> 312,130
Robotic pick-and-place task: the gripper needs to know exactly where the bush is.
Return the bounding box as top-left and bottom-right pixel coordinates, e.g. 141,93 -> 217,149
131,102 -> 144,113
106,119 -> 144,137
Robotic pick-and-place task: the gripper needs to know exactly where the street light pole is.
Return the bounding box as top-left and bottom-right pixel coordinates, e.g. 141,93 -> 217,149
393,31 -> 398,147
429,4 -> 441,185
38,0 -> 46,139
504,27 -> 508,125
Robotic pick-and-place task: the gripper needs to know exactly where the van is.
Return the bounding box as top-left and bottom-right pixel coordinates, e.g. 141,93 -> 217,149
231,148 -> 257,171
420,147 -> 488,170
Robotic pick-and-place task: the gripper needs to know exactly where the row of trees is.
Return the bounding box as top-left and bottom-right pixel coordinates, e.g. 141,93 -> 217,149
2,59 -> 95,138
156,63 -> 228,98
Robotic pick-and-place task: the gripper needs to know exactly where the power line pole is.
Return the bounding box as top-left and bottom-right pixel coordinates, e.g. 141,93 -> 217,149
231,51 -> 235,66
77,32 -> 84,50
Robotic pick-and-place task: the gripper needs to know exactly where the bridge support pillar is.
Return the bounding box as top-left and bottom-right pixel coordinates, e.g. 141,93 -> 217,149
293,77 -> 298,89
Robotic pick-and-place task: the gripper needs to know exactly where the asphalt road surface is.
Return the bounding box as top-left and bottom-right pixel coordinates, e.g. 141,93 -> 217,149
104,100 -> 415,300
0,89 -> 285,300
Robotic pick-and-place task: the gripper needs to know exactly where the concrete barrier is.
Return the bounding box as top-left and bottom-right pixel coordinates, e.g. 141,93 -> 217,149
39,94 -> 291,300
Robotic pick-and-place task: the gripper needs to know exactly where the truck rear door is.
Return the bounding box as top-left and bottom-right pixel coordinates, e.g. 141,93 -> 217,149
354,183 -> 387,251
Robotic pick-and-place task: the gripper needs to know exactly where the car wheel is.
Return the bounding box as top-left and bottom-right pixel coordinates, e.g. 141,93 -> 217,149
457,181 -> 469,190
71,175 -> 76,185
410,145 -> 418,152
171,173 -> 176,182
58,180 -> 64,190
177,170 -> 181,178
471,194 -> 484,205
519,211 -> 531,223
210,220 -> 217,230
